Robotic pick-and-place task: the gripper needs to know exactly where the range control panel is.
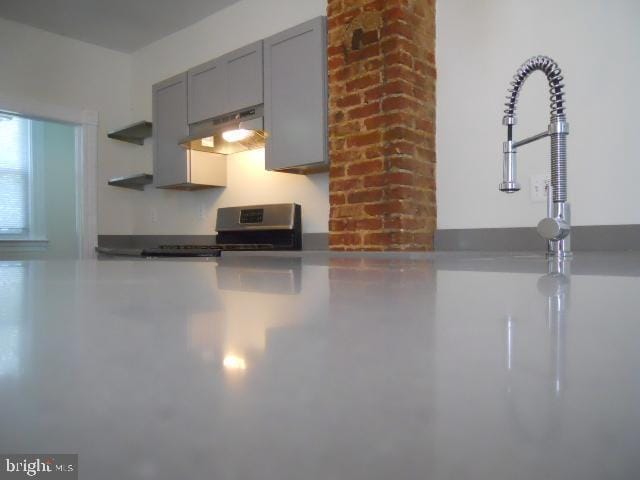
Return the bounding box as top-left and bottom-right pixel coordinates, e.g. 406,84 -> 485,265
240,209 -> 264,224
216,203 -> 299,232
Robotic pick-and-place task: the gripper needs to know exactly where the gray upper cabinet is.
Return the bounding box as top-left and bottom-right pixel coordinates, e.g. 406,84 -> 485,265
188,59 -> 226,125
153,73 -> 189,187
264,16 -> 328,173
153,73 -> 226,189
226,42 -> 263,114
188,41 -> 263,125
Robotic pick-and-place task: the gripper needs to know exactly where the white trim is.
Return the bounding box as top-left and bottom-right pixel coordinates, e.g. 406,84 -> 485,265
28,119 -> 47,238
0,239 -> 49,252
0,93 -> 98,126
76,121 -> 98,259
26,118 -> 35,235
0,92 -> 98,259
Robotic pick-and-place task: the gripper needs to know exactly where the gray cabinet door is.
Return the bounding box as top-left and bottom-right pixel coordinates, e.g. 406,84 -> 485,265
153,73 -> 189,187
264,17 -> 328,172
188,41 -> 263,125
188,58 -> 227,124
225,41 -> 263,114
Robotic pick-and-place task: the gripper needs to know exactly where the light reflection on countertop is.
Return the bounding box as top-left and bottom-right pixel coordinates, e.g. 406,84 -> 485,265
0,253 -> 639,479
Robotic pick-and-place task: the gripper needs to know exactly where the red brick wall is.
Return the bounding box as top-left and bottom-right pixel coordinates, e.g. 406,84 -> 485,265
327,0 -> 436,251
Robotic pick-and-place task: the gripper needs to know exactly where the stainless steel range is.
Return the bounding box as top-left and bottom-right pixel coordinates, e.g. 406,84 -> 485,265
215,203 -> 302,251
140,203 -> 302,257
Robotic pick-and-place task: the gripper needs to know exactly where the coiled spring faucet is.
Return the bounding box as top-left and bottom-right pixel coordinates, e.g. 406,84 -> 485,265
500,55 -> 571,257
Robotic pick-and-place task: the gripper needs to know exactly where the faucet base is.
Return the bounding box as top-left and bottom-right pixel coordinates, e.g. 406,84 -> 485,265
542,201 -> 572,258
546,244 -> 573,259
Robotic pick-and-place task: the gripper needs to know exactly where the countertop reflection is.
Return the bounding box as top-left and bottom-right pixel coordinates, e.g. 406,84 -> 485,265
0,252 -> 639,479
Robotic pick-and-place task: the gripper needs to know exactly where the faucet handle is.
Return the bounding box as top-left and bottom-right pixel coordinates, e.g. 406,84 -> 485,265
537,217 -> 570,241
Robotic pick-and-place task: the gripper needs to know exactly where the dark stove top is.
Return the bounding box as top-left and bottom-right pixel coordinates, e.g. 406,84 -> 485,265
141,245 -> 222,257
217,243 -> 275,251
140,243 -> 281,257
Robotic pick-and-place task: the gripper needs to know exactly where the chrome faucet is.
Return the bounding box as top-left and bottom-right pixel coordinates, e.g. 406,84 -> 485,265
499,56 -> 571,258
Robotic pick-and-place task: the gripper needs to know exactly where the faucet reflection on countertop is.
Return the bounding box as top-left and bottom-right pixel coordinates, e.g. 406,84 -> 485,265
505,258 -> 570,397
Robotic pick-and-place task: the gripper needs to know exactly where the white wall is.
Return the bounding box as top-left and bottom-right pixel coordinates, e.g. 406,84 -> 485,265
0,17 -> 135,234
437,0 -> 640,229
104,0 -> 329,235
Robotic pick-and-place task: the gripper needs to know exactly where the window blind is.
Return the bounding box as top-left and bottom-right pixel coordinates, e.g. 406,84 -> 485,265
0,115 -> 30,234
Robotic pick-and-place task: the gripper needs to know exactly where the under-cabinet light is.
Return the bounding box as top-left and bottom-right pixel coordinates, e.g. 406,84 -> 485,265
222,129 -> 253,143
223,355 -> 247,371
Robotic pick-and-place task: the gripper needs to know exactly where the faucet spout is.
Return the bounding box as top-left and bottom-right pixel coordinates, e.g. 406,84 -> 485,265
499,55 -> 571,257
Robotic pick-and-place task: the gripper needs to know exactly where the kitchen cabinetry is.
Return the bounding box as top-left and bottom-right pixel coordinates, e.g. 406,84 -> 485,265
264,16 -> 328,173
153,73 -> 226,189
188,41 -> 263,124
151,18 -> 327,185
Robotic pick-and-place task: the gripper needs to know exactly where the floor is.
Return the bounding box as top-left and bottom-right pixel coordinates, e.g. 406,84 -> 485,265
0,252 -> 638,479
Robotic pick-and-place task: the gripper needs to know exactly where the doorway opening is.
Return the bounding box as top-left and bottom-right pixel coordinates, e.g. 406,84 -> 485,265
0,114 -> 79,259
0,95 -> 98,260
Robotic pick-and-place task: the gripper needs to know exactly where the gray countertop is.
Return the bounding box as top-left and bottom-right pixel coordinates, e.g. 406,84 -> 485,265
1,252 -> 639,479
97,246 -> 640,276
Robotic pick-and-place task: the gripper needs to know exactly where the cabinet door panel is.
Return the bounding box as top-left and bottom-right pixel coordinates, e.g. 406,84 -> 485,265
264,17 -> 327,172
153,73 -> 189,187
225,41 -> 264,113
188,59 -> 227,124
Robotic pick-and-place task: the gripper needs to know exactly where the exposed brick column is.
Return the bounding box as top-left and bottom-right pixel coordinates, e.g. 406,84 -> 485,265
327,0 -> 436,251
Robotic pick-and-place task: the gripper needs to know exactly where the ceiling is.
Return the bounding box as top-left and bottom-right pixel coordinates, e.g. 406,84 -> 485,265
0,0 -> 242,53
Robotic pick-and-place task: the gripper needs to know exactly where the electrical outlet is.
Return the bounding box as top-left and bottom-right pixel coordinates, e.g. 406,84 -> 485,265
199,204 -> 207,220
150,207 -> 158,223
530,174 -> 548,203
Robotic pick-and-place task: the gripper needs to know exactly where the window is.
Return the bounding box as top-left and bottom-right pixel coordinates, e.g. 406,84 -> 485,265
0,114 -> 31,236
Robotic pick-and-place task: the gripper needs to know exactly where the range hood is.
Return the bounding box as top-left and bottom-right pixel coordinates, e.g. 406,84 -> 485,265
180,105 -> 267,155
